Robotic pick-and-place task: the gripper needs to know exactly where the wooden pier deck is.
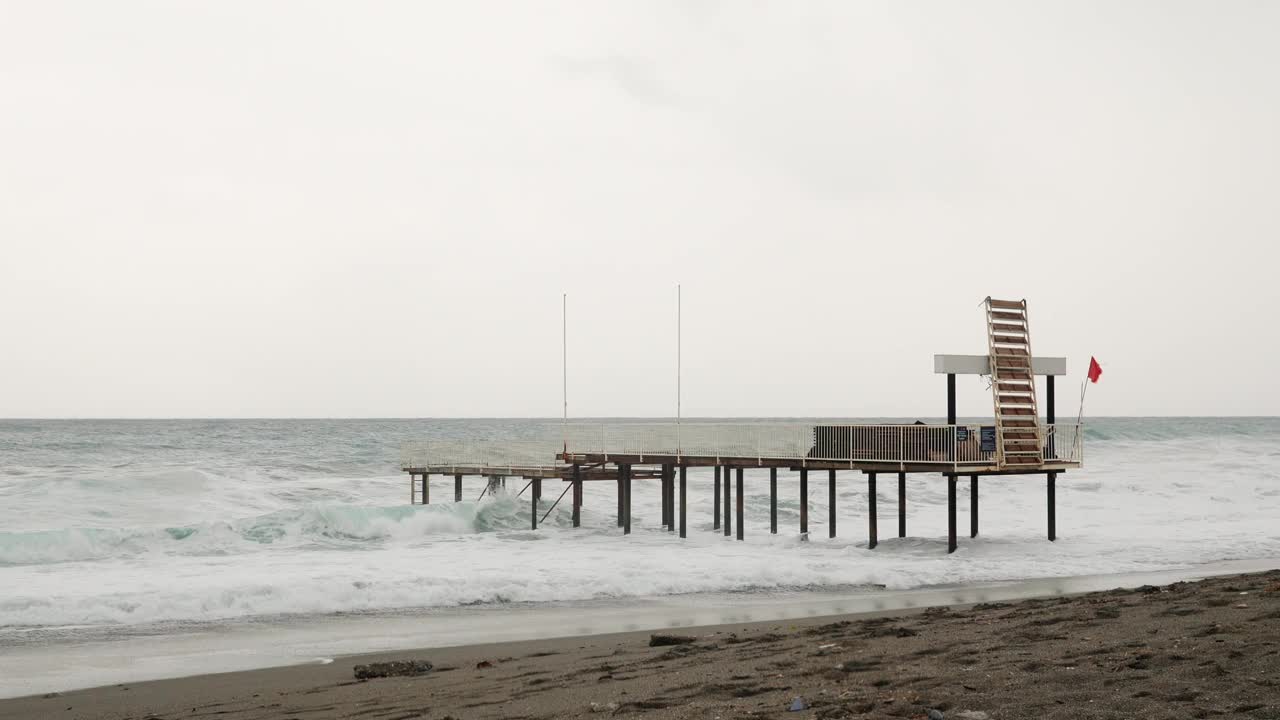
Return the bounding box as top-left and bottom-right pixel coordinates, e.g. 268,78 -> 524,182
400,298 -> 1087,554
402,417 -> 1081,554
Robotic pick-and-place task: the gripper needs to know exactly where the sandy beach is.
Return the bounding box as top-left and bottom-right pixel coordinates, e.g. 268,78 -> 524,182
4,569 -> 1278,720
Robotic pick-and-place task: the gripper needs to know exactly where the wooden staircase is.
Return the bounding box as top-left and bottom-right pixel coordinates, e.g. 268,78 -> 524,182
984,298 -> 1044,468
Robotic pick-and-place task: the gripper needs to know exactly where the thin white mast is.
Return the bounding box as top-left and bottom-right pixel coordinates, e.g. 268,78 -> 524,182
562,293 -> 567,453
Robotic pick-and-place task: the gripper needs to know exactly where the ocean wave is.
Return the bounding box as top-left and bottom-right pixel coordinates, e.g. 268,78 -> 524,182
1084,417 -> 1280,443
4,418 -> 1280,631
0,502 -> 491,566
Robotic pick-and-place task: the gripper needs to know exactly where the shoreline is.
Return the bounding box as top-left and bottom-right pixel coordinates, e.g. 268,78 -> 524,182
3,558 -> 1278,700
5,568 -> 1274,712
0,556 -> 1274,712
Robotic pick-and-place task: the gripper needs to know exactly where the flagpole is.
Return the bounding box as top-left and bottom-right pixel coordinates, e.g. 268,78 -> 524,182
1076,360 -> 1091,428
1076,372 -> 1087,424
562,293 -> 567,454
676,284 -> 682,457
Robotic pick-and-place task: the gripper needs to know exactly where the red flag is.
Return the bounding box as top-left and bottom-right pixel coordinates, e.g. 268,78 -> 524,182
1088,356 -> 1103,383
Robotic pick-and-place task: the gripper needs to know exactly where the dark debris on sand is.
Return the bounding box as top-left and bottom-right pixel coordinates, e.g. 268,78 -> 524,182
352,659 -> 434,680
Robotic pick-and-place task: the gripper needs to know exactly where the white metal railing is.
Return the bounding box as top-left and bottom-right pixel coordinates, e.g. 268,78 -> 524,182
400,440 -> 565,474
400,423 -> 1083,471
562,422 -> 1084,467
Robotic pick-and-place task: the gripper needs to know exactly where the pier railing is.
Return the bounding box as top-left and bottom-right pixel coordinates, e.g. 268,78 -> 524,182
400,440 -> 565,474
401,423 -> 1083,471
562,422 -> 1083,466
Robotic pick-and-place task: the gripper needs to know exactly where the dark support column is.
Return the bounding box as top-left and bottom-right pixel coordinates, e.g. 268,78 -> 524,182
679,466 -> 687,539
660,466 -> 668,529
617,475 -> 624,527
897,471 -> 906,538
828,469 -> 837,538
671,467 -> 677,531
668,465 -> 676,532
423,474 -> 429,504
723,465 -> 732,537
1046,375 -> 1057,459
800,468 -> 809,536
663,466 -> 670,529
947,373 -> 957,424
713,466 -> 721,530
1047,375 -> 1056,424
454,474 -> 462,503
868,472 -> 878,549
769,468 -> 778,534
735,468 -> 744,541
1047,472 -> 1057,541
531,478 -> 540,530
623,464 -> 632,535
572,464 -> 582,528
668,466 -> 675,529
947,475 -> 958,554
970,475 -> 979,538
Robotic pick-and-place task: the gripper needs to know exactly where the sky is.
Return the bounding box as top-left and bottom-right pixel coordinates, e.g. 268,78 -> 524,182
2,1 -> 1278,418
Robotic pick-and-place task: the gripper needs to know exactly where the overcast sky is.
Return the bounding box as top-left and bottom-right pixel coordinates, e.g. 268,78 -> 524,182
2,1 -> 1278,418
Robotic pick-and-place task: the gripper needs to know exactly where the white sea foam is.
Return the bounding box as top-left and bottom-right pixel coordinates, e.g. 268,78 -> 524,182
1,419 -> 1279,629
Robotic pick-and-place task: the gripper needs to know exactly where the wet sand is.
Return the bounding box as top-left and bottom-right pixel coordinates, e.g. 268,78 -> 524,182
4,570 -> 1278,719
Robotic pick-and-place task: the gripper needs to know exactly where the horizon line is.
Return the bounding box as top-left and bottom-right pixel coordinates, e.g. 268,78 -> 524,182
1,415 -> 1276,421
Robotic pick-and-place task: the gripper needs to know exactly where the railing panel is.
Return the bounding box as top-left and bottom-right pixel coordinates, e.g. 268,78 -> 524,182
400,439 -> 562,472
402,422 -> 1084,470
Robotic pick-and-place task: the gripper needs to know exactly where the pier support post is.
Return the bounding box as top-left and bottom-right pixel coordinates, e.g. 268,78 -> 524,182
679,465 -> 687,539
868,472 -> 877,549
531,478 -> 540,530
713,466 -> 721,530
661,466 -> 668,530
947,373 -> 957,424
897,471 -> 906,538
455,474 -> 462,503
723,465 -> 732,537
670,465 -> 677,531
769,468 -> 777,534
970,475 -> 979,538
617,474 -> 624,527
622,464 -> 632,535
947,475 -> 958,554
1046,375 -> 1057,459
736,467 -> 744,541
659,466 -> 668,529
828,469 -> 837,538
423,474 -> 429,504
410,474 -> 417,505
800,468 -> 809,537
1047,472 -> 1057,541
572,464 -> 581,528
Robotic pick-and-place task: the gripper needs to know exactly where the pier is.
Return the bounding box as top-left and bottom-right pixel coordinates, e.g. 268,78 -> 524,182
401,298 -> 1084,553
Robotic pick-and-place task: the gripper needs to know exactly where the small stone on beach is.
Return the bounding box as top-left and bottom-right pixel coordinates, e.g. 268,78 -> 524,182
649,633 -> 696,647
352,660 -> 434,680
788,696 -> 809,711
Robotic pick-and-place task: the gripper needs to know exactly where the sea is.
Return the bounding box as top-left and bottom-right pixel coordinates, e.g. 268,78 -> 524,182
1,417 -> 1278,697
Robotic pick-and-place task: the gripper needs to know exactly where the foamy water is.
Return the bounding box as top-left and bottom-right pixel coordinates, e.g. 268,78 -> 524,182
2,418 -> 1279,632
